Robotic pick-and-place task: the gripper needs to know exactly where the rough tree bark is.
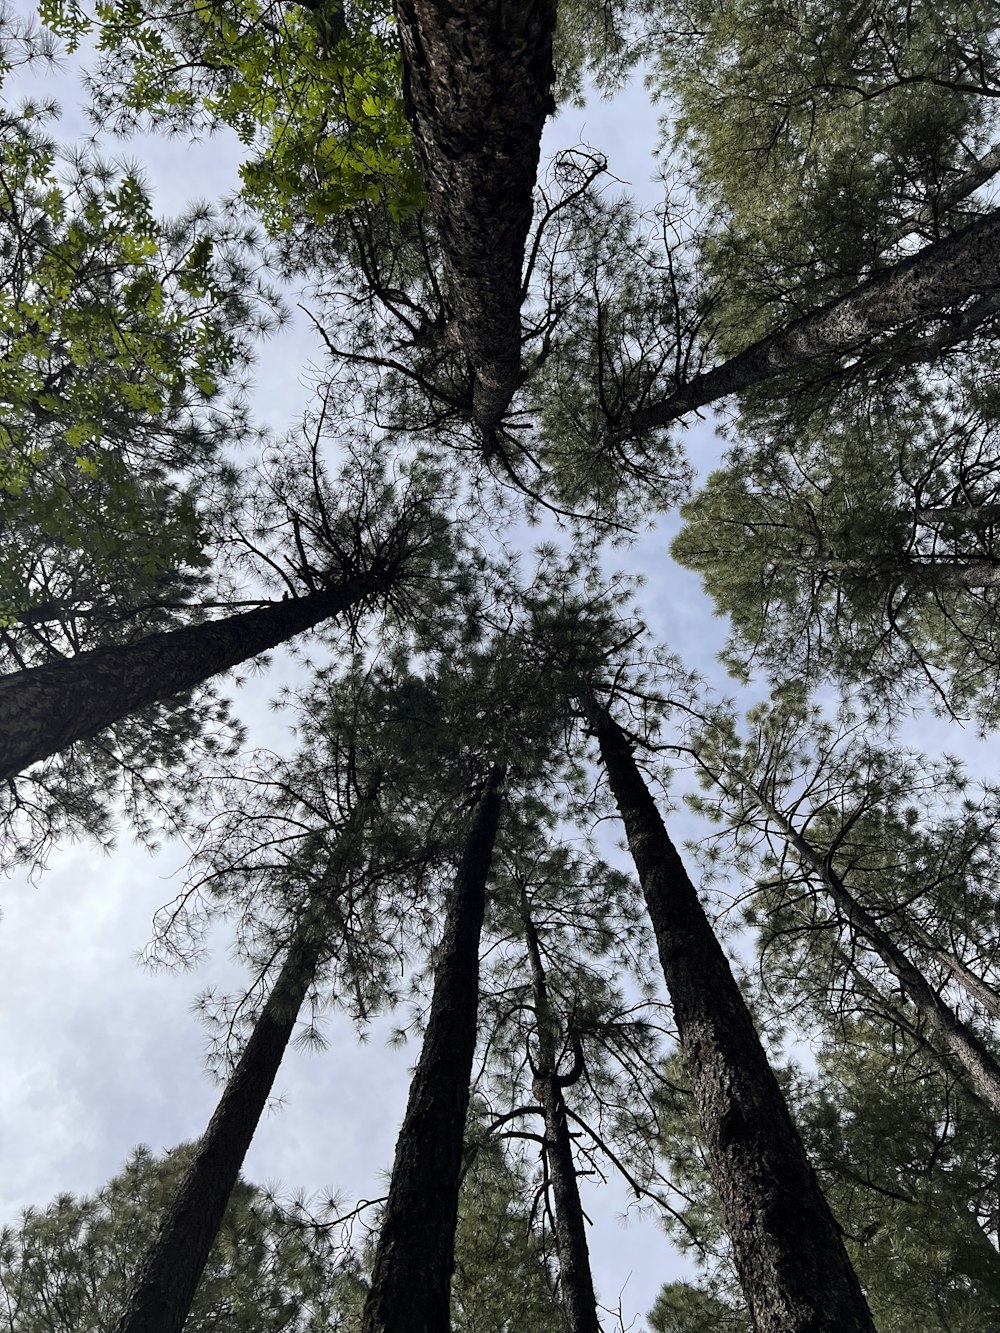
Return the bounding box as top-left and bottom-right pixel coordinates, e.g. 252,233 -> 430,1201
113,810 -> 372,1333
362,763 -> 505,1333
522,903 -> 601,1333
631,206 -> 1000,434
586,698 -> 876,1333
393,0 -> 558,443
0,573 -> 388,780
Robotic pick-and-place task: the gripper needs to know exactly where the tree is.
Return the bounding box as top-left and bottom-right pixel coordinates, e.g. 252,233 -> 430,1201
0,1143 -> 353,1332
582,692 -> 874,1333
113,812 -> 376,1333
476,824 -> 673,1330
0,574 -> 382,781
361,762 -> 506,1333
651,1023 -> 1000,1333
520,895 -> 602,1333
641,0 -> 1000,348
671,375 -> 1000,720
0,69 -> 278,629
623,206 -> 1000,436
41,0 -> 424,229
449,1128 -> 563,1333
0,440 -> 453,874
392,0 -> 558,445
680,695 -> 1000,1113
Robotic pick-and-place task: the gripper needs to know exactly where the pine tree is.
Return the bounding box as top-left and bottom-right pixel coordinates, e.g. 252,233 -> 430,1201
0,1144 -> 351,1333
583,693 -> 875,1333
683,695 -> 1000,1113
361,763 -> 506,1333
652,1022 -> 1000,1332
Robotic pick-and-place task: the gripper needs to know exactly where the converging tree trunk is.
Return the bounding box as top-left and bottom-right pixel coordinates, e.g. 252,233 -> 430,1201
631,206 -> 1000,434
902,917 -> 1000,1023
585,698 -> 876,1333
362,763 -> 506,1333
522,904 -> 601,1333
743,783 -> 1000,1114
394,0 -> 557,442
113,819 -> 370,1333
0,574 -> 389,780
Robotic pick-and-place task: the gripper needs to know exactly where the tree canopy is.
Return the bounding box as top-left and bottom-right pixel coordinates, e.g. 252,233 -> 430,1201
5,1 -> 1000,1331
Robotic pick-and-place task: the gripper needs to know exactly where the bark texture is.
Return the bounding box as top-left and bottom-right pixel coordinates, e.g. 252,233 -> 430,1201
393,0 -> 557,440
589,701 -> 876,1333
0,574 -> 385,780
114,852 -> 353,1333
631,206 -> 1000,433
523,909 -> 600,1333
362,764 -> 505,1333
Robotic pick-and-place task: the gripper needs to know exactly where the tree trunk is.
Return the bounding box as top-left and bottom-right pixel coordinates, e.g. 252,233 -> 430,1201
114,843 -> 360,1333
0,574 -> 387,780
586,699 -> 876,1333
910,141 -> 1000,231
362,763 -> 505,1333
631,206 -> 1000,434
902,917 -> 1000,1023
814,555 -> 1000,590
522,905 -> 601,1333
914,503 -> 1000,530
745,784 -> 1000,1114
393,0 -> 557,442
885,558 -> 1000,589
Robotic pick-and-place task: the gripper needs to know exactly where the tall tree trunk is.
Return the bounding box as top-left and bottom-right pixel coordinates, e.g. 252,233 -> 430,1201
585,699 -> 876,1333
910,141 -> 1000,230
902,917 -> 1000,1023
362,763 -> 506,1333
744,783 -> 1000,1113
394,0 -> 557,442
113,824 -> 367,1333
0,573 -> 388,780
631,206 -> 1000,434
522,904 -> 601,1333
805,554 -> 1000,590
879,557 -> 1000,589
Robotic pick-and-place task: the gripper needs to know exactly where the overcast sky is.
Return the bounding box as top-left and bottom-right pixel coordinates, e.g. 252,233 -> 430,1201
5,16 -> 979,1330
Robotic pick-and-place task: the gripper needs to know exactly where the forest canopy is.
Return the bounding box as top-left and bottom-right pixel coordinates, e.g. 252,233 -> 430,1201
2,2 -> 1000,1332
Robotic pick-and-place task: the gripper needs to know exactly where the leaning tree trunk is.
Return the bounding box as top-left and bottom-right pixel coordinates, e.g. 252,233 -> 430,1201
394,0 -> 557,443
902,917 -> 1000,1023
630,206 -> 1000,434
522,905 -> 601,1333
0,573 -> 388,780
744,783 -> 1000,1115
113,823 -> 367,1333
362,763 -> 505,1333
586,699 -> 876,1333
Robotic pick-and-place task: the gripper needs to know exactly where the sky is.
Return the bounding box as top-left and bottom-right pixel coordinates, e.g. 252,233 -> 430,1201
0,10 -> 965,1331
